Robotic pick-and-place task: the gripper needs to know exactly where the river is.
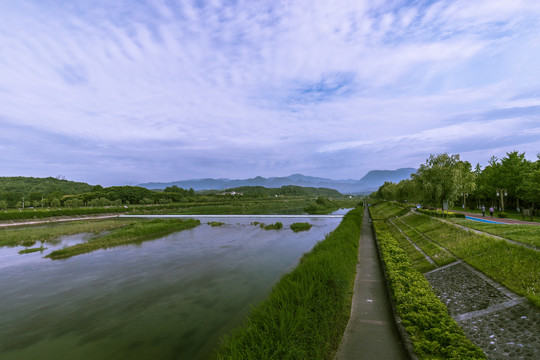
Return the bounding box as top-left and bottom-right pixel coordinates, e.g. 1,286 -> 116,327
0,216 -> 341,360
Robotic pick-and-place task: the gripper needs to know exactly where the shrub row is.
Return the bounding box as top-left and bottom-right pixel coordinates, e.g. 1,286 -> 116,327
213,208 -> 363,359
416,209 -> 465,218
375,230 -> 486,359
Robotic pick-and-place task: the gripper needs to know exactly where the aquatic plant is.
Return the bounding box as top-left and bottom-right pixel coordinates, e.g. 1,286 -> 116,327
290,222 -> 312,232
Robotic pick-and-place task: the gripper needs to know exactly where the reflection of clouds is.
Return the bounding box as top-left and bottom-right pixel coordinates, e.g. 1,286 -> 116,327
0,1 -> 539,183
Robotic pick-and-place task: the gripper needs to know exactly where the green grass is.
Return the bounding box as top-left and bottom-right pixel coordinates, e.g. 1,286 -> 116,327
208,221 -> 225,227
18,247 -> 47,254
448,218 -> 540,248
379,220 -> 436,273
369,201 -> 409,220
403,213 -> 540,307
396,222 -> 456,267
213,208 -> 363,359
263,222 -> 283,230
0,219 -> 133,247
47,219 -> 200,259
290,222 -> 312,232
375,230 -> 486,359
0,206 -> 127,221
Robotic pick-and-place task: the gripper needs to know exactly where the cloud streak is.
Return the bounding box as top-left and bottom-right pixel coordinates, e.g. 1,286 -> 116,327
0,0 -> 539,185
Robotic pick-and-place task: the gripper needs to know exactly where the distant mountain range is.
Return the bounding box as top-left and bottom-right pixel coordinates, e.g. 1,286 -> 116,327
138,168 -> 416,195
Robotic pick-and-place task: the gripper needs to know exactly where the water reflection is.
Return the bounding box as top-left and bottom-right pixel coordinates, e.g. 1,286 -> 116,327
0,217 -> 341,360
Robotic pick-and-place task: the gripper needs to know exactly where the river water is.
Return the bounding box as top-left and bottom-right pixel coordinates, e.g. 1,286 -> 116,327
0,216 -> 341,360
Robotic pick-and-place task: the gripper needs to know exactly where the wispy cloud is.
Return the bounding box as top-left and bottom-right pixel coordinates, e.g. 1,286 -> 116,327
1,0 -> 539,185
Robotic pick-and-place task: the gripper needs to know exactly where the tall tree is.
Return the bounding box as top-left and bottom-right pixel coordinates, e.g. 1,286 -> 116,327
415,153 -> 461,208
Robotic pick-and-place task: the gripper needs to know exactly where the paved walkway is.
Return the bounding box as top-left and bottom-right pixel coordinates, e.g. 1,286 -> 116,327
451,210 -> 540,225
335,206 -> 407,360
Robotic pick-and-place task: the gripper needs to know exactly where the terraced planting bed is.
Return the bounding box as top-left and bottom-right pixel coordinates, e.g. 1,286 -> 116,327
401,213 -> 540,306
394,217 -> 456,266
368,201 -> 540,359
448,218 -> 540,249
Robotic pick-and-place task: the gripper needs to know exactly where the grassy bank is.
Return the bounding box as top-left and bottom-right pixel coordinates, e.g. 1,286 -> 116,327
0,206 -> 127,221
377,219 -> 436,273
0,219 -> 133,247
213,207 -> 363,359
47,219 -> 200,259
448,218 -> 540,248
393,217 -> 456,266
375,230 -> 486,359
403,213 -> 540,307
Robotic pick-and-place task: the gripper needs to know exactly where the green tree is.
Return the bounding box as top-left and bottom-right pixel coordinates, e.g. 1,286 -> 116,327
497,151 -> 530,211
0,200 -> 7,210
519,154 -> 540,212
415,153 -> 461,208
455,160 -> 476,208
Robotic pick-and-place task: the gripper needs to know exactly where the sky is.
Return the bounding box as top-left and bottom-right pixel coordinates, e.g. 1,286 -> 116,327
1,0 -> 539,186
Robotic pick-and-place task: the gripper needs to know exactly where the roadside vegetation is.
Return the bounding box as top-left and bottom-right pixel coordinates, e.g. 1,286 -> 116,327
47,219 -> 200,260
214,207 -> 363,359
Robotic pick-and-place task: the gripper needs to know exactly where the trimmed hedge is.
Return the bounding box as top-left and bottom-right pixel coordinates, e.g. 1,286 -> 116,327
417,209 -> 465,218
375,231 -> 486,359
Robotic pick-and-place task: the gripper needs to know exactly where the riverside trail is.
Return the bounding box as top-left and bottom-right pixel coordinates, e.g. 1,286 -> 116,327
335,206 -> 407,359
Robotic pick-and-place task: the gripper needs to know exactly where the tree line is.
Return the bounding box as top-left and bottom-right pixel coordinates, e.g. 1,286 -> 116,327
0,177 -> 196,209
374,151 -> 540,214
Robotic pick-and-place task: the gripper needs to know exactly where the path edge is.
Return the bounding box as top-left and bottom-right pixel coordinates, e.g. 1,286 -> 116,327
368,206 -> 419,360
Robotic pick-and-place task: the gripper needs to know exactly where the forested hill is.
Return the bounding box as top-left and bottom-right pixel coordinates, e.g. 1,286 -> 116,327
0,176 -> 94,198
202,185 -> 342,197
139,169 -> 416,194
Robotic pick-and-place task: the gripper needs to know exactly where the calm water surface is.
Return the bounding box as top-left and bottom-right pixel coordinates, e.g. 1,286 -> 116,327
0,217 -> 341,360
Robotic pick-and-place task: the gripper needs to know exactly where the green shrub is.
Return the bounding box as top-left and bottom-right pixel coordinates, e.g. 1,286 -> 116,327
290,222 -> 312,232
497,212 -> 508,218
263,222 -> 283,230
375,231 -> 486,359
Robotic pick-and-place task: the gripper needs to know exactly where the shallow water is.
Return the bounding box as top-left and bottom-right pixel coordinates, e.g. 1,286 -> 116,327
0,217 -> 341,360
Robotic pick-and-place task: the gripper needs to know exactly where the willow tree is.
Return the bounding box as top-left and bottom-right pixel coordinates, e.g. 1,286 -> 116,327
415,153 -> 465,209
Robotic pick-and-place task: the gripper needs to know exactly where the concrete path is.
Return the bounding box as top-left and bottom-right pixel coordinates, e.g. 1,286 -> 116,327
451,210 -> 540,225
335,206 -> 407,360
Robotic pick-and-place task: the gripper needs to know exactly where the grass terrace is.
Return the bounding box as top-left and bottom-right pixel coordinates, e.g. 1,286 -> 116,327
403,213 -> 540,307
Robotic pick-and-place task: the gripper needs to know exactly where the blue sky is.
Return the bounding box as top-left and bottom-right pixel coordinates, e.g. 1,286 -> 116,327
1,0 -> 539,186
